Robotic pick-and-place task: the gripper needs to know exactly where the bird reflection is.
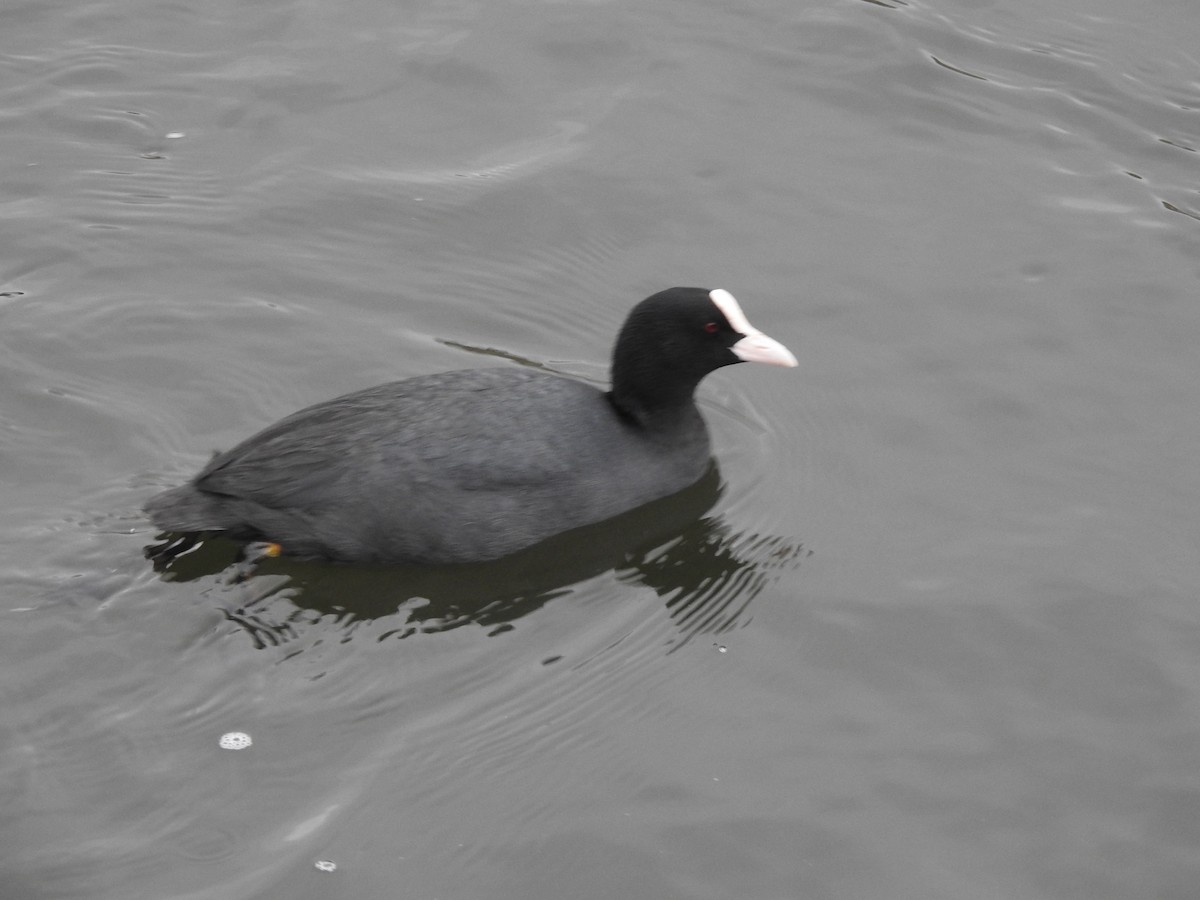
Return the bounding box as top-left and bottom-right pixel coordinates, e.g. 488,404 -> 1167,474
146,465 -> 808,652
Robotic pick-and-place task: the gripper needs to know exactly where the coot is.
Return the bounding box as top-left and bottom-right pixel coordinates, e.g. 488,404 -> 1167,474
145,287 -> 796,564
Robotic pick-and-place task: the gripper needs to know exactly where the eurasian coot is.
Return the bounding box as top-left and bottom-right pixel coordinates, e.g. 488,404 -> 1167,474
145,287 -> 796,564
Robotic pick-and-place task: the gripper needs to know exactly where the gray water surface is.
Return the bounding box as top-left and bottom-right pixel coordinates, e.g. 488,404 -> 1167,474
2,0 -> 1199,898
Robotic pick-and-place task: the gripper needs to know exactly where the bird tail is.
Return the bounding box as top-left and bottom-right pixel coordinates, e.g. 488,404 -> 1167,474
144,484 -> 227,533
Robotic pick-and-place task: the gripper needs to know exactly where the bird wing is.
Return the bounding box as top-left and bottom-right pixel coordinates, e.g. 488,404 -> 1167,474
192,370 -> 597,510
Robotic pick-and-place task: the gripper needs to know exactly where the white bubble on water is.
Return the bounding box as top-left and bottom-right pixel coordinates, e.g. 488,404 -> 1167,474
315,860 -> 337,873
219,732 -> 252,750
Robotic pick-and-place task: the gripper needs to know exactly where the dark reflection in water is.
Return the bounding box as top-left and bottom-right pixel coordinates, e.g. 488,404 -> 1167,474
146,465 -> 809,652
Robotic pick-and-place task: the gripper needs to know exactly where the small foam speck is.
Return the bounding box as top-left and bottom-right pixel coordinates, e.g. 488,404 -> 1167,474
219,732 -> 252,750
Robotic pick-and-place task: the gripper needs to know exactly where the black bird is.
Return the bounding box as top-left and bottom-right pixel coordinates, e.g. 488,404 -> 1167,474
145,287 -> 796,564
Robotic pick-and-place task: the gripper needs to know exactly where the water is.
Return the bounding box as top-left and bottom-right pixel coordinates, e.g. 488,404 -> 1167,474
2,0 -> 1199,897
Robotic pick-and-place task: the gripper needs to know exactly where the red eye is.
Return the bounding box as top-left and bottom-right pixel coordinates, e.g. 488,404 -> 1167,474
704,321 -> 719,334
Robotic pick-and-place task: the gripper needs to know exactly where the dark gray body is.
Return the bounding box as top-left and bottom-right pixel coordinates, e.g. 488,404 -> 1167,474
146,368 -> 711,564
